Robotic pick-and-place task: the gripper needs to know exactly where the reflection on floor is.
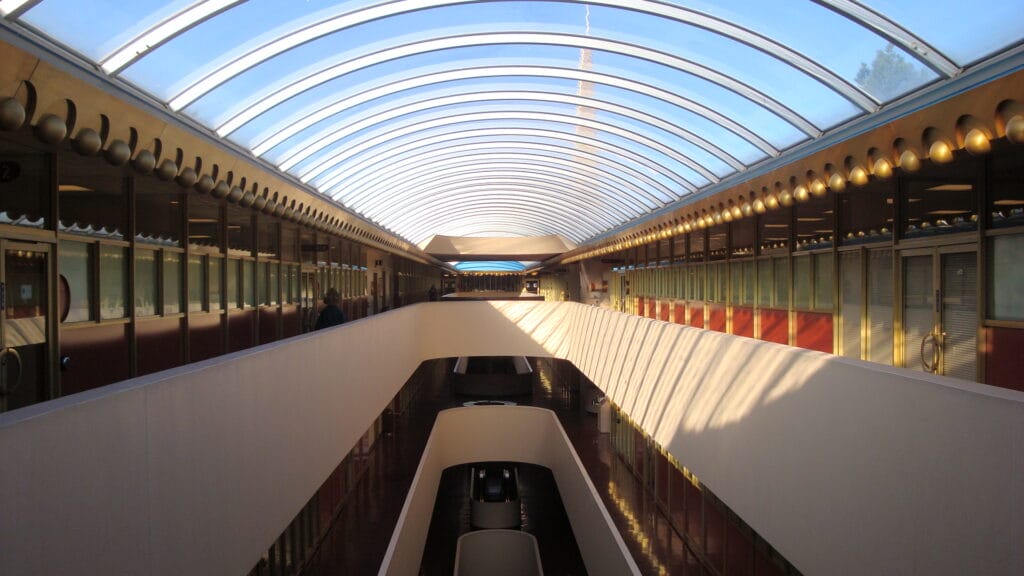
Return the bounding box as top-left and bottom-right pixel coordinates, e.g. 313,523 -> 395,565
303,358 -> 698,575
421,463 -> 586,575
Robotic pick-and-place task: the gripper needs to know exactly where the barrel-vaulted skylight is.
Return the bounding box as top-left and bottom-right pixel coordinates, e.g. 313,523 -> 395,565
5,0 -> 1022,246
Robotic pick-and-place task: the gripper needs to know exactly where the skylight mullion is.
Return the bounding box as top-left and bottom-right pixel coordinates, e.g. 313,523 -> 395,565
304,110 -> 713,189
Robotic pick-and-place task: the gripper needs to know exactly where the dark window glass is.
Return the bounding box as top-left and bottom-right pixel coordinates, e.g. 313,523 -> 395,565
795,193 -> 834,251
136,178 -> 182,247
257,218 -> 279,259
988,141 -> 1024,229
60,153 -> 125,240
839,179 -> 894,245
902,153 -> 980,239
731,220 -> 755,257
227,205 -> 252,255
0,137 -> 50,229
760,207 -> 790,253
188,195 -> 222,251
689,231 -> 705,261
708,225 -> 728,261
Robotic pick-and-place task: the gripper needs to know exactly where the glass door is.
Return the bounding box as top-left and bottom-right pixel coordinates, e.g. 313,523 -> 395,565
0,241 -> 52,412
900,246 -> 978,380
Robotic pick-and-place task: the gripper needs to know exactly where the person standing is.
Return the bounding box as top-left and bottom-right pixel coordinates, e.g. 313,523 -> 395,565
315,288 -> 346,329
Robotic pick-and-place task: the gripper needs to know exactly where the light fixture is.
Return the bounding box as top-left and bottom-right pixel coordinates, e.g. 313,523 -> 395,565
753,197 -> 766,214
848,164 -> 869,186
1006,115 -> 1024,144
964,128 -> 991,155
793,184 -> 809,203
899,148 -> 921,172
740,197 -> 753,217
809,178 -> 827,197
872,156 -> 893,179
765,190 -> 780,210
778,186 -> 794,207
730,201 -> 743,219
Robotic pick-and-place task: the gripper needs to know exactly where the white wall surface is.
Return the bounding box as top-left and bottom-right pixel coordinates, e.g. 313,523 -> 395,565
1,301 -> 1022,575
378,407 -> 639,576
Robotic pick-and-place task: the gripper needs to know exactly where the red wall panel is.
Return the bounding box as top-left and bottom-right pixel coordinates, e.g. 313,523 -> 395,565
985,326 -> 1024,392
637,297 -> 645,317
136,317 -> 184,377
708,304 -> 726,332
796,311 -> 833,353
59,323 -> 130,395
659,300 -> 670,321
732,307 -> 754,338
188,312 -> 224,362
674,303 -> 685,324
689,304 -> 704,329
648,299 -> 658,319
760,309 -> 788,345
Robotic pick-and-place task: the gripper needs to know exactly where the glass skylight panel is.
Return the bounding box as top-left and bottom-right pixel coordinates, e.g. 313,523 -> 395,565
18,0 -> 193,61
862,0 -> 1024,67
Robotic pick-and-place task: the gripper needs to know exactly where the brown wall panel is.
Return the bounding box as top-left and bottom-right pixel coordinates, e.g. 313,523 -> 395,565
258,308 -> 280,345
136,317 -> 184,377
984,327 -> 1024,392
189,313 -> 224,362
59,323 -> 129,396
228,310 -> 255,353
281,306 -> 301,338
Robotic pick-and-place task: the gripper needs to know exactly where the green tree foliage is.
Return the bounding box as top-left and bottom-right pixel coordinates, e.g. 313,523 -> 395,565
855,44 -> 932,101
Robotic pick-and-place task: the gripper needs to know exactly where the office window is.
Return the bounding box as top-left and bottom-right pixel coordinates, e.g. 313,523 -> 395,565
99,245 -> 127,320
793,255 -> 811,309
988,234 -> 1024,320
59,240 -> 92,322
209,257 -> 223,311
163,252 -> 182,314
135,248 -> 157,317
773,257 -> 789,308
188,255 -> 204,312
814,252 -> 834,310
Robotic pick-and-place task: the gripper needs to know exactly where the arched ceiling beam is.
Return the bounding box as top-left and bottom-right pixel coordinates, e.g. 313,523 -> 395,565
381,195 -> 609,238
100,0 -> 246,73
340,136 -> 689,207
401,205 -> 594,244
322,126 -> 692,198
814,0 -> 958,76
363,167 -> 643,225
369,181 -> 625,230
167,0 -> 874,118
198,32 -> 819,138
349,163 -> 645,225
272,90 -> 744,173
343,154 -> 663,213
251,65 -> 775,158
307,109 -> 713,190
343,143 -> 678,211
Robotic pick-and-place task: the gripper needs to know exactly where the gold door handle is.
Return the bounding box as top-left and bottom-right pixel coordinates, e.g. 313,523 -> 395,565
920,332 -> 938,373
0,347 -> 22,397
